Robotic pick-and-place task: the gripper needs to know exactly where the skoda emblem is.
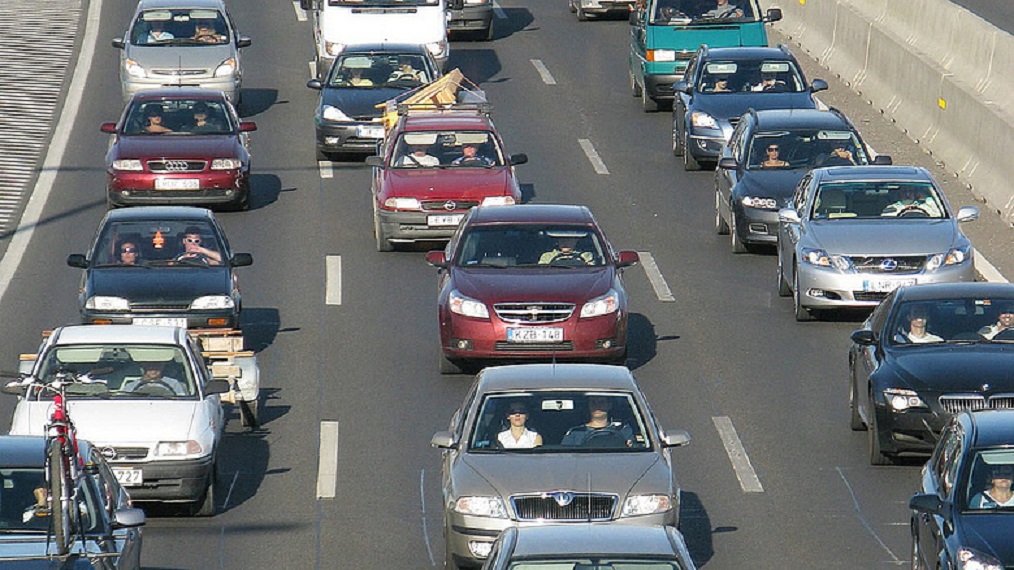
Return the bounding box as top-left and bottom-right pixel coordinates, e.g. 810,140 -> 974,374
443,201 -> 457,211
164,160 -> 189,172
550,491 -> 574,507
879,258 -> 898,272
100,447 -> 117,460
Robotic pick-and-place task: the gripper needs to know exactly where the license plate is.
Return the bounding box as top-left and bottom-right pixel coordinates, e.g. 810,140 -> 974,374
112,468 -> 142,487
507,327 -> 564,343
862,278 -> 916,293
132,317 -> 188,328
154,178 -> 200,190
428,214 -> 464,227
357,125 -> 384,139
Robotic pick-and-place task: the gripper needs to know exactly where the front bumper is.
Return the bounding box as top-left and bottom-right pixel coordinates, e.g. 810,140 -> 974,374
81,309 -> 239,329
447,5 -> 493,32
108,455 -> 214,503
872,404 -> 947,457
122,77 -> 240,103
731,204 -> 779,246
377,208 -> 470,242
796,262 -> 976,310
576,0 -> 636,14
315,120 -> 384,154
108,169 -> 250,207
686,124 -> 734,162
644,73 -> 681,102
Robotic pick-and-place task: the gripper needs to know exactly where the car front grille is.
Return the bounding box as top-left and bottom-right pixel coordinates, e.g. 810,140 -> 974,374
494,341 -> 573,352
150,69 -> 207,77
853,292 -> 890,302
129,302 -> 191,311
421,200 -> 480,212
148,160 -> 207,173
104,446 -> 149,461
849,256 -> 925,274
494,303 -> 575,324
938,394 -> 1014,414
511,493 -> 617,521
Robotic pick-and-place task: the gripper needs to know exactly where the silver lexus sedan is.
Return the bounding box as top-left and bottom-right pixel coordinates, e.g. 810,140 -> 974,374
776,166 -> 979,321
432,364 -> 691,569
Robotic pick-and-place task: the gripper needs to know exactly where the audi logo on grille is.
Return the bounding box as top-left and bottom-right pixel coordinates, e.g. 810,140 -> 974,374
879,258 -> 899,271
550,491 -> 574,507
443,201 -> 457,211
100,447 -> 117,460
164,160 -> 189,172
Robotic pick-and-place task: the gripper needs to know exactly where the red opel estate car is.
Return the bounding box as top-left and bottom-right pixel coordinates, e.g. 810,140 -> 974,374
365,107 -> 527,252
425,205 -> 639,374
101,88 -> 256,210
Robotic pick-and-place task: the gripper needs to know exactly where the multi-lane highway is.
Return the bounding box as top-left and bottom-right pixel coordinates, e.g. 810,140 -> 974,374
1,0 -> 1012,568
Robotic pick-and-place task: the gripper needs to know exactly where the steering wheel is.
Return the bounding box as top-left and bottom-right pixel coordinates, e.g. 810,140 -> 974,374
549,251 -> 590,266
898,205 -> 930,218
582,428 -> 628,448
175,252 -> 211,265
133,381 -> 176,397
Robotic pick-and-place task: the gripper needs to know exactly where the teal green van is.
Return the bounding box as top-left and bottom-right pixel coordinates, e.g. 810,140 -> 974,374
628,0 -> 781,111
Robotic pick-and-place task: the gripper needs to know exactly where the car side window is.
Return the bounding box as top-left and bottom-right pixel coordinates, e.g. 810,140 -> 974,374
792,175 -> 811,212
867,290 -> 895,333
933,425 -> 963,497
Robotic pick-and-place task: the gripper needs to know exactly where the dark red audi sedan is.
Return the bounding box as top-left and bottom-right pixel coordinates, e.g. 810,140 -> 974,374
101,88 -> 256,210
425,204 -> 639,374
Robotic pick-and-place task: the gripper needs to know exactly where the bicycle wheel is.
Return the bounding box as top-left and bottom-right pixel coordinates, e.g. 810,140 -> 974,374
47,440 -> 71,555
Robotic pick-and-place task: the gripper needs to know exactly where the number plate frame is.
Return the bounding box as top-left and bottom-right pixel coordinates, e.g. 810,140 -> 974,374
427,214 -> 464,227
132,317 -> 189,328
154,178 -> 201,191
506,327 -> 564,343
112,468 -> 143,487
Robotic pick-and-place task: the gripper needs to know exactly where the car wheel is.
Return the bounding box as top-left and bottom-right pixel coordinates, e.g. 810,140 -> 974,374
672,122 -> 684,157
715,190 -> 729,235
793,269 -> 813,321
239,395 -> 259,429
777,254 -> 792,297
640,86 -> 658,112
730,210 -> 747,253
910,532 -> 927,570
192,467 -> 216,517
849,375 -> 866,431
630,71 -> 642,98
868,409 -> 893,465
374,207 -> 393,252
576,3 -> 590,20
683,133 -> 701,170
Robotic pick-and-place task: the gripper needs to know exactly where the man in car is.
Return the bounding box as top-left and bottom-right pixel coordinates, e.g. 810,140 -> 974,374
452,143 -> 494,166
192,21 -> 226,44
190,102 -> 224,134
979,304 -> 1014,340
121,361 -> 187,396
118,241 -> 140,265
561,396 -> 633,447
704,0 -> 743,18
752,72 -> 788,92
396,144 -> 439,167
174,227 -> 222,265
881,186 -> 942,217
539,236 -> 595,265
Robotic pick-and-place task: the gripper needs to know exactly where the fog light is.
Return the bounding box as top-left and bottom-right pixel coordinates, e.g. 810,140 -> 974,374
121,190 -> 131,197
807,288 -> 825,298
325,137 -> 339,145
468,540 -> 493,558
597,338 -> 614,349
748,223 -> 768,234
454,339 -> 472,350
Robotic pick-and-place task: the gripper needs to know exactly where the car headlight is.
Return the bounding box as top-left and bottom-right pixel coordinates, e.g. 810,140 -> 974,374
800,248 -> 853,271
112,159 -> 143,171
383,197 -> 421,210
124,58 -> 146,79
213,58 -> 237,78
453,496 -> 507,518
621,494 -> 673,517
190,295 -> 235,310
321,105 -> 353,123
690,111 -> 718,130
740,196 -> 778,210
957,547 -> 1003,570
85,296 -> 130,311
646,49 -> 675,62
926,246 -> 972,271
155,441 -> 203,457
581,289 -> 620,318
449,290 -> 489,319
883,388 -> 927,411
324,41 -> 345,57
481,196 -> 515,207
211,158 -> 243,170
425,39 -> 448,59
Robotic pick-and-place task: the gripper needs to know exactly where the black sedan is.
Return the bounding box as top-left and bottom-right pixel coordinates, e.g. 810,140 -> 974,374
306,44 -> 440,159
67,206 -> 252,330
910,410 -> 1014,570
849,282 -> 1014,465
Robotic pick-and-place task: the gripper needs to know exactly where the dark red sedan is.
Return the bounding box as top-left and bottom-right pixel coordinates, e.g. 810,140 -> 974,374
425,204 -> 639,374
101,88 -> 256,210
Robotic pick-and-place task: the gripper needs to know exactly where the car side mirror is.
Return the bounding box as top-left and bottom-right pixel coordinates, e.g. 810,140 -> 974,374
909,493 -> 948,516
810,79 -> 828,93
850,329 -> 878,346
508,153 -> 528,166
956,206 -> 979,222
661,429 -> 691,448
236,35 -> 252,49
307,78 -> 323,90
100,123 -> 117,134
674,80 -> 690,94
778,208 -> 801,224
2,380 -> 27,397
431,431 -> 455,449
365,155 -> 384,168
765,7 -> 782,22
112,507 -> 146,528
205,379 -> 231,395
718,157 -> 738,170
67,254 -> 88,269
425,250 -> 448,268
872,155 -> 893,165
111,37 -> 125,49
616,250 -> 639,268
231,253 -> 254,267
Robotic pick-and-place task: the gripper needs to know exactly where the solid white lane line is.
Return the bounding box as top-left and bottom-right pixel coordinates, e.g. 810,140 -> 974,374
637,252 -> 675,302
493,1 -> 507,19
712,416 -> 764,493
419,469 -> 436,566
835,467 -> 903,564
578,139 -> 609,175
292,0 -> 307,21
317,421 -> 339,499
975,249 -> 1008,283
530,59 -> 557,86
319,160 -> 333,179
325,255 -> 342,305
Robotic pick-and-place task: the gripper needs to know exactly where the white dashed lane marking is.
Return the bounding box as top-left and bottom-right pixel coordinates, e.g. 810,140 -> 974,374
317,421 -> 339,498
637,252 -> 675,302
325,255 -> 342,305
713,416 -> 764,493
578,139 -> 609,175
530,59 -> 557,86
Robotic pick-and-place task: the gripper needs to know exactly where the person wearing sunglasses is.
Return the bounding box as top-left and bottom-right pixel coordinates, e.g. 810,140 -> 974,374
759,143 -> 789,168
174,226 -> 222,265
118,241 -> 140,265
496,402 -> 542,449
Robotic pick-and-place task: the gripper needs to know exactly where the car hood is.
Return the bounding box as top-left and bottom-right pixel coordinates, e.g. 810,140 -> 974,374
13,400 -> 199,444
87,266 -> 231,302
956,512 -> 1014,563
124,44 -> 234,70
321,87 -> 408,118
807,219 -> 961,255
693,92 -> 817,119
452,267 -> 614,303
883,345 -> 1014,391
737,169 -> 808,202
111,135 -> 240,159
381,168 -> 514,199
460,452 -> 663,497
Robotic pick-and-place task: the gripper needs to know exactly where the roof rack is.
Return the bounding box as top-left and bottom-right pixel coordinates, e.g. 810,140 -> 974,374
378,68 -> 490,133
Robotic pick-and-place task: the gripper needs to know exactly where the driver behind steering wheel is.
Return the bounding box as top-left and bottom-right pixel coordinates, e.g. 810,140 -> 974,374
175,226 -> 222,265
121,361 -> 188,396
539,236 -> 595,265
881,186 -> 942,218
702,0 -> 743,18
561,396 -> 633,447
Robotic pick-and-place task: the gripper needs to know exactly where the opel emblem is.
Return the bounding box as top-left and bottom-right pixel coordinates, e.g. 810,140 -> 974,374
443,201 -> 457,211
527,305 -> 540,320
165,160 -> 189,172
100,447 -> 117,460
551,492 -> 574,507
879,258 -> 898,272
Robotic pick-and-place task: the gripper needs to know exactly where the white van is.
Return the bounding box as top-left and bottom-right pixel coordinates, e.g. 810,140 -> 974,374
300,0 -> 449,78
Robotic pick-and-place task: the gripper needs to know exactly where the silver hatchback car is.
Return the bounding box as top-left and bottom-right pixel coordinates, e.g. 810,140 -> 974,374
777,166 -> 979,321
432,364 -> 691,569
112,0 -> 251,104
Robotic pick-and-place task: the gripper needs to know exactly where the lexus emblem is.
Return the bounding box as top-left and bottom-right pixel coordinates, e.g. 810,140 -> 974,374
164,160 -> 189,172
879,258 -> 898,272
550,492 -> 574,507
443,201 -> 457,211
100,447 -> 117,460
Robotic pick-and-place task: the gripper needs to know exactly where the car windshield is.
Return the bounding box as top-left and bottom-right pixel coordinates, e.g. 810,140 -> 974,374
328,53 -> 434,88
886,298 -> 1014,345
468,391 -> 651,453
131,9 -> 230,46
34,344 -> 196,399
962,450 -> 1014,511
121,99 -> 235,136
456,225 -> 608,268
811,182 -> 946,220
651,0 -> 759,25
392,131 -> 504,168
508,562 -> 685,570
747,129 -> 868,170
0,468 -> 103,534
90,219 -> 225,267
697,60 -> 806,93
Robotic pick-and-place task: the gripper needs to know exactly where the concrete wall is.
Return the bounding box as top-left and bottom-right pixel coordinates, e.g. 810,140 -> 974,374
765,0 -> 1014,223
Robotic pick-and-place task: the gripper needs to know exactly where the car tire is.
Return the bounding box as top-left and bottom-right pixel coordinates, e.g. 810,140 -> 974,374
715,190 -> 729,235
868,410 -> 893,466
576,3 -> 590,20
730,210 -> 747,253
683,133 -> 701,170
630,72 -> 642,98
849,376 -> 866,431
672,123 -> 684,157
910,532 -> 925,570
793,269 -> 813,321
374,207 -> 393,252
777,254 -> 792,297
640,87 -> 658,112
192,467 -> 216,517
239,395 -> 259,429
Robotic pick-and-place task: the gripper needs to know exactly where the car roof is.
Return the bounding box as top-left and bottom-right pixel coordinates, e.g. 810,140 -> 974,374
343,43 -> 431,55
468,204 -> 594,225
896,282 -> 1014,303
701,46 -> 797,61
812,165 -> 931,183
509,525 -> 679,557
477,364 -> 638,392
0,436 -> 47,468
750,108 -> 851,129
401,113 -> 493,131
104,205 -> 217,223
51,325 -> 184,346
965,410 -> 1014,448
128,88 -> 229,103
137,0 -> 225,10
